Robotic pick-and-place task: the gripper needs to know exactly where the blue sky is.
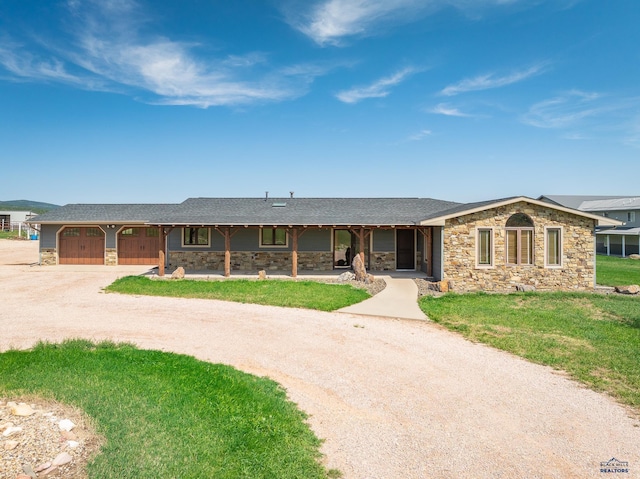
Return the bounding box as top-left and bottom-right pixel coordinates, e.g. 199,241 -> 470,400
1,0 -> 638,205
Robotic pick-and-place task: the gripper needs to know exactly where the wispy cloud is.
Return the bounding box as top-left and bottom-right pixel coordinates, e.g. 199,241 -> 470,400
522,90 -> 640,145
428,102 -> 473,117
285,0 -> 552,46
0,0 -> 330,107
335,67 -> 415,104
522,90 -> 603,129
440,64 -> 547,96
408,129 -> 433,141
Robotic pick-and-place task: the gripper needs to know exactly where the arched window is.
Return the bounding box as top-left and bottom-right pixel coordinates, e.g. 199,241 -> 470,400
506,213 -> 533,265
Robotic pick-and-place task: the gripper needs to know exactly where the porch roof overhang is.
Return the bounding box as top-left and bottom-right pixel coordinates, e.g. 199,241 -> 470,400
418,196 -> 624,227
597,227 -> 640,236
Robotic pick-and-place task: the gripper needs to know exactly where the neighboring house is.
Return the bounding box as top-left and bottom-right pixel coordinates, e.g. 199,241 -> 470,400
28,196 -> 619,292
540,195 -> 640,257
0,210 -> 36,230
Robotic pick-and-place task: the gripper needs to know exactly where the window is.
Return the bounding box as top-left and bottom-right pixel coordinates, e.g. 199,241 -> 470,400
506,213 -> 534,265
476,228 -> 493,267
62,228 -> 80,237
183,227 -> 209,246
628,212 -> 636,223
121,228 -> 139,236
86,228 -> 104,237
146,228 -> 160,237
260,227 -> 287,247
545,227 -> 562,267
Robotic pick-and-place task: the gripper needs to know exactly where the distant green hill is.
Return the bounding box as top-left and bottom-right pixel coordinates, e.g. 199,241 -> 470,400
0,200 -> 59,214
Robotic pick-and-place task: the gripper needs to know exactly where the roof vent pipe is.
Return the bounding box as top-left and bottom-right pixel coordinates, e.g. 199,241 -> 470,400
290,191 -> 294,198
265,191 -> 268,201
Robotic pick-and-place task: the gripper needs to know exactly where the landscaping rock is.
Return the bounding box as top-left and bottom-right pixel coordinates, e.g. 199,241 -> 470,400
58,419 -> 75,431
258,269 -> 267,280
516,284 -> 536,292
337,271 -> 355,281
2,426 -> 23,437
171,266 -> 185,279
10,403 -> 35,417
3,439 -> 19,450
352,254 -> 367,281
629,254 -> 640,260
614,285 -> 640,295
52,451 -> 73,466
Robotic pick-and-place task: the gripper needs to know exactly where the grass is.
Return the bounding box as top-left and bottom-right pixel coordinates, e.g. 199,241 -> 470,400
420,292 -> 640,411
0,230 -> 29,240
0,340 -> 339,479
597,254 -> 640,286
106,276 -> 370,312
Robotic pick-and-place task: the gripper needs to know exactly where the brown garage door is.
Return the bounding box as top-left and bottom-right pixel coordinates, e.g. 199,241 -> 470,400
118,227 -> 160,265
59,227 -> 105,265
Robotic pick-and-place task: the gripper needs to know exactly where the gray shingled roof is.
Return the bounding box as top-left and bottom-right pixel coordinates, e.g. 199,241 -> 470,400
28,204 -> 175,224
150,197 -> 462,226
539,195 -> 637,210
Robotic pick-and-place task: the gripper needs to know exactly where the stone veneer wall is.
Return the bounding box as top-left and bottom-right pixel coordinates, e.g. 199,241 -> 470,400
40,248 -> 57,266
169,251 -> 334,272
105,248 -> 117,266
443,202 -> 595,292
371,252 -> 395,271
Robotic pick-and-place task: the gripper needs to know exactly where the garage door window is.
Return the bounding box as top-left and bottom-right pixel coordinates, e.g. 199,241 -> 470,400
86,228 -> 104,237
121,228 -> 139,236
63,228 -> 80,237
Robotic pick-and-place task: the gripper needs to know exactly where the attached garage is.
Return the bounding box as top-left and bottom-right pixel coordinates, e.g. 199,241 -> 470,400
117,227 -> 160,265
59,227 -> 105,265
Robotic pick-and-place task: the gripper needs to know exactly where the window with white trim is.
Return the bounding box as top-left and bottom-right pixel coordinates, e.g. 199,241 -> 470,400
183,227 -> 210,246
628,212 -> 636,222
260,227 -> 287,247
545,227 -> 562,267
506,213 -> 534,265
476,228 -> 494,267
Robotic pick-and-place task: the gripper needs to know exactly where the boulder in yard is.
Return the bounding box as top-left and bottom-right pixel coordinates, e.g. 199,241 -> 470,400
171,266 -> 185,279
614,285 -> 640,295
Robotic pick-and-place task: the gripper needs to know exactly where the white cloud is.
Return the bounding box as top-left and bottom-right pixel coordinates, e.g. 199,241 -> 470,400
440,64 -> 547,96
335,67 -> 415,104
0,0 -> 329,108
522,90 -> 602,129
408,129 -> 433,141
428,103 -> 473,117
286,0 -> 552,46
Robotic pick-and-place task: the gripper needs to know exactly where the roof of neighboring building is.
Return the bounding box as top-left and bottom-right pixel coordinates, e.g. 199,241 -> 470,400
419,196 -> 622,226
579,197 -> 640,211
597,227 -> 640,236
539,195 -> 640,210
28,204 -> 176,224
151,197 -> 462,226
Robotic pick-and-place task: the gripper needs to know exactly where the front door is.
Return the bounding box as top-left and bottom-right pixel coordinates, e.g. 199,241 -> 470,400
396,229 -> 415,270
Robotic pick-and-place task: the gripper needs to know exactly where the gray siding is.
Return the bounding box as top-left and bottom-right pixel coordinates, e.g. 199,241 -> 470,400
40,224 -> 59,249
298,228 -> 331,252
372,229 -> 395,251
432,227 -> 443,281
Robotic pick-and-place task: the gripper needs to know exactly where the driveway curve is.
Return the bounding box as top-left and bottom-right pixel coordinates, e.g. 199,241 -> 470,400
1,240 -> 639,478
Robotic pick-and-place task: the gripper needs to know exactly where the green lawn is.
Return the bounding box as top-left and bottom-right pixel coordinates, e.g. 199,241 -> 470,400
106,276 -> 370,311
0,230 -> 29,240
597,254 -> 640,286
0,340 -> 339,479
420,292 -> 640,411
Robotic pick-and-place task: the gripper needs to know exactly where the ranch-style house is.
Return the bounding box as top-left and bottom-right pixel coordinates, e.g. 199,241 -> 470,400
28,195 -> 620,292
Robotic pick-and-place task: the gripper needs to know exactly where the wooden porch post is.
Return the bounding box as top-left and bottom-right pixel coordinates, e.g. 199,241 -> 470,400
426,227 -> 432,277
224,228 -> 231,277
291,228 -> 298,278
359,227 -> 365,263
159,227 -> 166,277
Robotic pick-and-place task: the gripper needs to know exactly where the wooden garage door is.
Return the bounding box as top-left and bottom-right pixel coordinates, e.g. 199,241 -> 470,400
118,227 -> 160,265
59,227 -> 105,265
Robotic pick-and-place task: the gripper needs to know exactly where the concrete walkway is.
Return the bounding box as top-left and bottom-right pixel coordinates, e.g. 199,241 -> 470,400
338,276 -> 427,320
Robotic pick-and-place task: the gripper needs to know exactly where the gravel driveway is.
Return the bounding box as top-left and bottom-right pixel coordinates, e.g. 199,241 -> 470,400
1,240 -> 639,478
